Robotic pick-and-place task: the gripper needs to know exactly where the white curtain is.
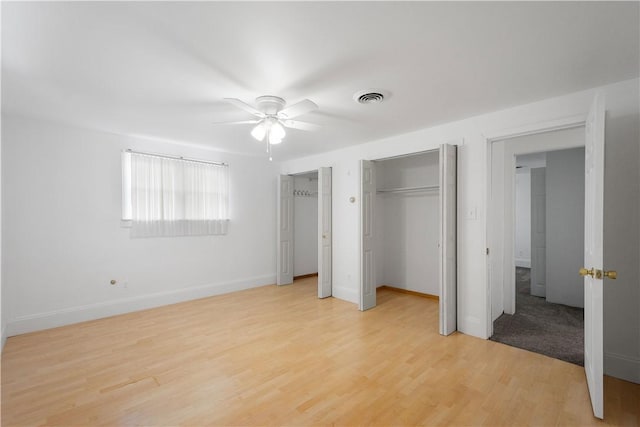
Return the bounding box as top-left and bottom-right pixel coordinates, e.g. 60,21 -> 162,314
129,153 -> 229,237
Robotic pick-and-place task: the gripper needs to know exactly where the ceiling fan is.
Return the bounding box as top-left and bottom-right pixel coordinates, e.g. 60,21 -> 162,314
216,95 -> 320,160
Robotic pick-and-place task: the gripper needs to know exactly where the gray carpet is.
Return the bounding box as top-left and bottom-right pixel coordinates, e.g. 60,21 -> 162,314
490,267 -> 584,366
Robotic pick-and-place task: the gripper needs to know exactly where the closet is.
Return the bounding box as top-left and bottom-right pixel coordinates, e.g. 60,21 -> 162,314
360,144 -> 457,335
293,172 -> 318,278
374,152 -> 440,296
277,167 -> 332,298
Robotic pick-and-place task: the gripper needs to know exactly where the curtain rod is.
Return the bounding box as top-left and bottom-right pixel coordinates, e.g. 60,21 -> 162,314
125,149 -> 228,167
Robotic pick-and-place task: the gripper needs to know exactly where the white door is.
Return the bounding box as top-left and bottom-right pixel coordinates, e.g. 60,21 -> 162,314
439,144 -> 457,335
583,94 -> 606,419
530,167 -> 547,297
277,175 -> 294,286
360,160 -> 376,311
318,167 -> 332,298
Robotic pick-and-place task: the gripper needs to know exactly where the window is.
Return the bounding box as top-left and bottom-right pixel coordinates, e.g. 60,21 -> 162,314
122,151 -> 229,237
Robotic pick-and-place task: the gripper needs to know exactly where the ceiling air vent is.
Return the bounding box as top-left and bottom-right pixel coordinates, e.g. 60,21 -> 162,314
353,89 -> 388,104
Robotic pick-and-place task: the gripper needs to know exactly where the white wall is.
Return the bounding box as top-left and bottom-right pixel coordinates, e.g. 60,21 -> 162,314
546,148 -> 585,308
601,82 -> 640,382
280,78 -> 640,383
293,174 -> 318,276
514,169 -> 531,268
2,115 -> 279,336
374,153 -> 439,295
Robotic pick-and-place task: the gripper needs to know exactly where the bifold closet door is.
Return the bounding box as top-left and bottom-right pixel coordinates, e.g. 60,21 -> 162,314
360,160 -> 376,311
318,167 -> 332,298
439,144 -> 457,335
277,174 -> 294,286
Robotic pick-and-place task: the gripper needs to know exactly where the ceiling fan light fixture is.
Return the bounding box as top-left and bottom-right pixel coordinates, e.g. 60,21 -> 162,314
251,122 -> 266,141
270,120 -> 286,140
219,95 -> 319,160
269,134 -> 284,145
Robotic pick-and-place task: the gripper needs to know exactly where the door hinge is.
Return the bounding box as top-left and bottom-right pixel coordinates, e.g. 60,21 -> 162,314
486,248 -> 490,255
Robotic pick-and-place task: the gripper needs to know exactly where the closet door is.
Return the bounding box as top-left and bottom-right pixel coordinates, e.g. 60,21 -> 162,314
439,144 -> 457,335
318,167 -> 332,298
277,174 -> 294,285
360,160 -> 376,311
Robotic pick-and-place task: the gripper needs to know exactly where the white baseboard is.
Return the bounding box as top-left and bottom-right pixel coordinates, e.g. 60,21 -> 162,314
605,351 -> 640,384
7,274 -> 276,337
332,285 -> 358,305
515,258 -> 531,268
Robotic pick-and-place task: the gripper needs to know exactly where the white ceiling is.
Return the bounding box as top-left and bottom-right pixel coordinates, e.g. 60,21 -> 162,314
2,2 -> 638,161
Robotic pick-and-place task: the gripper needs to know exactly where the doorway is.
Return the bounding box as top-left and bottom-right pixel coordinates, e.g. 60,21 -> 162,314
485,95 -> 607,419
490,146 -> 586,366
277,167 -> 332,298
359,144 -> 457,336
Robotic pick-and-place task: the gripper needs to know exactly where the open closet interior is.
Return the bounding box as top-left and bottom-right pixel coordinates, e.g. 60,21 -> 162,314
293,172 -> 318,278
374,151 -> 440,297
277,167 -> 331,296
361,144 -> 456,335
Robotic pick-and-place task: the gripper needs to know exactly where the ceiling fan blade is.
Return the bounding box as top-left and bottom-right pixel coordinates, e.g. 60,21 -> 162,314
212,120 -> 261,125
282,120 -> 321,132
278,99 -> 318,119
223,98 -> 264,117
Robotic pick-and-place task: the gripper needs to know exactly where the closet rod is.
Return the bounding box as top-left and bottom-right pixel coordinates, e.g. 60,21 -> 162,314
377,185 -> 439,194
125,149 -> 228,167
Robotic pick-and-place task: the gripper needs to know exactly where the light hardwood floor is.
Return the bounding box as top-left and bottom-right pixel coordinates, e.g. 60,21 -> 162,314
2,277 -> 638,426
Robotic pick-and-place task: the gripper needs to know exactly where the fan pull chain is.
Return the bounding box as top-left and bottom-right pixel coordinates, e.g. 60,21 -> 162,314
265,126 -> 273,161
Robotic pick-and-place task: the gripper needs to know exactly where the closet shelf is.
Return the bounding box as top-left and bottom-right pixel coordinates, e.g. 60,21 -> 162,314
377,185 -> 439,194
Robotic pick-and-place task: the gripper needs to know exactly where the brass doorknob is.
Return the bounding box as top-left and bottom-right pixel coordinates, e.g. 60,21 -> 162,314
579,267 -> 594,277
603,270 -> 617,280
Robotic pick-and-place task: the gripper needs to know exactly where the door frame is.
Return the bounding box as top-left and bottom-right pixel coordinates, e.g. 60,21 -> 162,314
484,114 -> 586,336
